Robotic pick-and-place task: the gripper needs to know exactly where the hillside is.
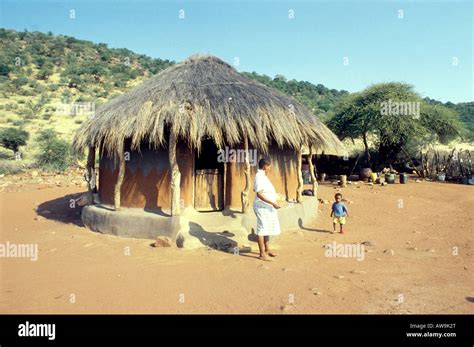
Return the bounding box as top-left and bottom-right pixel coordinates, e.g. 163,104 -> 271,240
0,28 -> 472,163
0,29 -> 174,160
0,29 -> 352,158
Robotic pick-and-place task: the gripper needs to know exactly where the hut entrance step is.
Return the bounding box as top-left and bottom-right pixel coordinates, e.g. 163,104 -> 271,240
194,139 -> 225,211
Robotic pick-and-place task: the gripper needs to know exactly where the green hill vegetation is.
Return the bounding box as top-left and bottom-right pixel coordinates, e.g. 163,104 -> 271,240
0,28 -> 472,174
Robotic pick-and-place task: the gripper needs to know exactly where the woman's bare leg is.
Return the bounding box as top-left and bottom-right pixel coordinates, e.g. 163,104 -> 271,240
257,235 -> 266,257
257,235 -> 272,261
264,236 -> 277,257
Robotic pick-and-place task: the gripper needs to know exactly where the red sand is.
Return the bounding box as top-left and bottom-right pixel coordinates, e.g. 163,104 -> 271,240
0,179 -> 472,313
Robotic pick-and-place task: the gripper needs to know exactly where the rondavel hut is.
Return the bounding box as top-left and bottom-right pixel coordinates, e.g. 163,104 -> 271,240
72,54 -> 344,247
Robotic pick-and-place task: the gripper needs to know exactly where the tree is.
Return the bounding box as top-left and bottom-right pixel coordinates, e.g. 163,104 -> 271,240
36,130 -> 71,171
0,128 -> 29,153
419,104 -> 462,144
12,77 -> 29,89
328,83 -> 463,168
0,64 -> 10,77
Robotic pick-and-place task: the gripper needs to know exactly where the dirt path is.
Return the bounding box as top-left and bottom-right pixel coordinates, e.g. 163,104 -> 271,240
0,180 -> 472,313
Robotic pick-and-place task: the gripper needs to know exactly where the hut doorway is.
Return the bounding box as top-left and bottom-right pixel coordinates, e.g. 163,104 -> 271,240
194,139 -> 224,211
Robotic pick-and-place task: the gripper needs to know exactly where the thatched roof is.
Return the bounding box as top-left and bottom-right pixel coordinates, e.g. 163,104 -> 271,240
73,54 -> 345,156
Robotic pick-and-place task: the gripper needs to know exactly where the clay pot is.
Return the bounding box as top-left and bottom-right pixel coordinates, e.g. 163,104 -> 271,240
359,168 -> 373,181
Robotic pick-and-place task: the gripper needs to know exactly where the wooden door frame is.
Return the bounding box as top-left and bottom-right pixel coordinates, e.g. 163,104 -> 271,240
193,146 -> 226,211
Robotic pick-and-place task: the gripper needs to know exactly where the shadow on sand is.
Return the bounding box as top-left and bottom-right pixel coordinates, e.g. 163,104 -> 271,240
297,218 -> 332,233
188,222 -> 238,252
36,192 -> 85,227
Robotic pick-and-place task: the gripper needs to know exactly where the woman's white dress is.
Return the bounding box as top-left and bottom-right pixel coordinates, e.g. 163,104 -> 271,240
253,170 -> 281,236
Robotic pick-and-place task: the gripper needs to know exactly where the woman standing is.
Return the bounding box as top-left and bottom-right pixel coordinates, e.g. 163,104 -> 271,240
253,158 -> 281,261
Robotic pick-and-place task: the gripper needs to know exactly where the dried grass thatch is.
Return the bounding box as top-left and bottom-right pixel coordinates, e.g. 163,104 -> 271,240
73,54 -> 345,156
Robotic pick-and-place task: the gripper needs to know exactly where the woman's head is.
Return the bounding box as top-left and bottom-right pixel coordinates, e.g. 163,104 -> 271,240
258,158 -> 271,172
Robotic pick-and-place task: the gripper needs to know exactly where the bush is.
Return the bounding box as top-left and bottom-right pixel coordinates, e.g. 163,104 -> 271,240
36,130 -> 71,171
36,128 -> 57,142
0,160 -> 25,175
0,147 -> 14,159
48,84 -> 59,92
12,119 -> 26,127
12,77 -> 29,89
0,127 -> 29,152
0,64 -> 10,77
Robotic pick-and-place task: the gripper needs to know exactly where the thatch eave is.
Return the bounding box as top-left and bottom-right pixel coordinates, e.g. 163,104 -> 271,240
72,54 -> 345,157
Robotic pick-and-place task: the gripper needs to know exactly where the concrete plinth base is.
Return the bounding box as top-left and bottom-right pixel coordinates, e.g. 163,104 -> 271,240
81,197 -> 318,249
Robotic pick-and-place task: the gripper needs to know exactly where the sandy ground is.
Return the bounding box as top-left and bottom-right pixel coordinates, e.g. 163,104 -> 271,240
0,179 -> 472,314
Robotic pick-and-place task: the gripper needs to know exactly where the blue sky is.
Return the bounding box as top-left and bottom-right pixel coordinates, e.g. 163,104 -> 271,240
1,0 -> 472,102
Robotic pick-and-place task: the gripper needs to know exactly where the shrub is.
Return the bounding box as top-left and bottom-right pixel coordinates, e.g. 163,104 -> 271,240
11,119 -> 25,127
0,160 -> 25,175
12,77 -> 29,89
36,128 -> 57,142
0,147 -> 14,159
36,130 -> 71,171
0,127 -> 29,152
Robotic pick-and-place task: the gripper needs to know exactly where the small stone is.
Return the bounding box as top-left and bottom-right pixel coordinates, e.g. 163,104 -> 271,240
361,241 -> 374,247
427,248 -> 435,253
310,288 -> 322,296
408,247 -> 418,251
335,275 -> 345,279
350,270 -> 367,275
31,171 -> 39,177
383,249 -> 395,256
280,305 -> 295,312
406,241 -> 411,244
376,257 -> 382,261
34,216 -> 45,222
153,236 -> 172,247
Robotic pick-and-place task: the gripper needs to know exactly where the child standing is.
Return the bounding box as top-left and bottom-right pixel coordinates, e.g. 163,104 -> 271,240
330,193 -> 348,234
